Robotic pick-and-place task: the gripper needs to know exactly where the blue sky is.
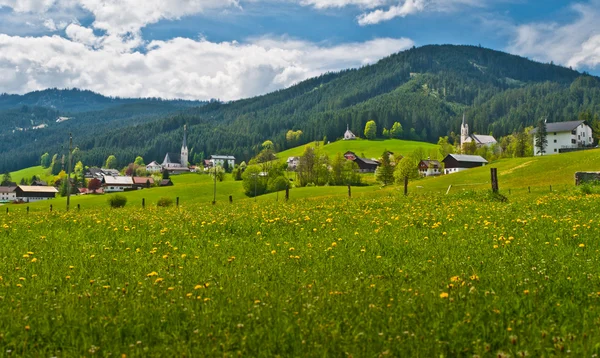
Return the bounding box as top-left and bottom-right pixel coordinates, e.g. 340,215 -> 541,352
0,0 -> 598,100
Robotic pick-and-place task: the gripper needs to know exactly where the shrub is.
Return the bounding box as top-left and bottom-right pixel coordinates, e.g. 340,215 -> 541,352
108,195 -> 127,208
157,197 -> 174,207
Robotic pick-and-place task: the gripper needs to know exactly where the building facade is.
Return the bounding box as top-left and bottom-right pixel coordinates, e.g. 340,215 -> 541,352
209,155 -> 235,168
0,186 -> 17,202
15,186 -> 58,202
418,160 -> 442,177
531,120 -> 593,156
461,114 -> 497,149
442,154 -> 488,175
344,125 -> 356,140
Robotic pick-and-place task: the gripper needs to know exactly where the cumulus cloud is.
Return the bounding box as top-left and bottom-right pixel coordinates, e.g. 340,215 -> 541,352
0,33 -> 413,100
508,1 -> 600,69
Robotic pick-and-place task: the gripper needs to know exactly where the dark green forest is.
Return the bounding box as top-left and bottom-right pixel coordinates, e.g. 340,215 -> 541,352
1,45 -> 599,172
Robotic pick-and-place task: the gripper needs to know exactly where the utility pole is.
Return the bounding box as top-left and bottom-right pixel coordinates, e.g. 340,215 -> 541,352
254,174 -> 257,202
212,167 -> 217,204
67,133 -> 73,211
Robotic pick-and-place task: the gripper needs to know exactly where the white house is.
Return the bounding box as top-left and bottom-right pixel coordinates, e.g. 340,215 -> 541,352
146,161 -> 163,173
418,160 -> 442,177
530,120 -> 594,156
461,114 -> 497,148
102,176 -> 134,193
344,125 -> 356,140
209,155 -> 235,168
0,186 -> 17,202
442,154 -> 488,175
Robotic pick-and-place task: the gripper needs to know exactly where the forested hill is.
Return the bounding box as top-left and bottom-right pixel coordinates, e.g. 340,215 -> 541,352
2,44 -> 600,172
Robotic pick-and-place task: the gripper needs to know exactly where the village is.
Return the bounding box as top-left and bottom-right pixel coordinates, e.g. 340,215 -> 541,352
0,117 -> 595,205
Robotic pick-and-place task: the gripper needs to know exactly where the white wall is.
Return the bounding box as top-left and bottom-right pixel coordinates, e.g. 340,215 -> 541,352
17,196 -> 53,203
0,192 -> 16,202
444,168 -> 470,175
104,186 -> 129,193
535,124 -> 594,156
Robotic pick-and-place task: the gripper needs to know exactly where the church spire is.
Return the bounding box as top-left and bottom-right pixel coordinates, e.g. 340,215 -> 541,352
462,113 -> 466,126
182,124 -> 187,149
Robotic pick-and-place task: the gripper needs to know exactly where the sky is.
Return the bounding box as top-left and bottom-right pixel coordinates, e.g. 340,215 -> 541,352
0,0 -> 599,101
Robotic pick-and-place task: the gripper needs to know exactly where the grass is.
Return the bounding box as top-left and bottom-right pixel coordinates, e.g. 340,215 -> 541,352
276,138 -> 438,161
7,166 -> 53,184
1,185 -> 600,356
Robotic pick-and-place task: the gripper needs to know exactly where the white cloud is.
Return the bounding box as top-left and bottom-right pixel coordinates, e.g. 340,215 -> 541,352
357,0 -> 424,25
508,1 -> 600,69
300,0 -> 385,9
0,33 -> 413,100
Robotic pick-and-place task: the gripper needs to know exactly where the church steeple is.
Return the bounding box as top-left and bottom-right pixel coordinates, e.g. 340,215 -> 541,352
460,113 -> 470,150
180,125 -> 189,167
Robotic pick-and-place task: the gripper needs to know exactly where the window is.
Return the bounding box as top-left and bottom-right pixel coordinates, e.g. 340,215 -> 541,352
572,139 -> 576,144
554,132 -> 557,135
572,130 -> 577,135
554,139 -> 557,143
554,148 -> 557,152
578,135 -> 581,140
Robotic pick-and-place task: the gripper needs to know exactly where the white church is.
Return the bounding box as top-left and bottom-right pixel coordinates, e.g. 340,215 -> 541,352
461,114 -> 497,149
152,125 -> 190,174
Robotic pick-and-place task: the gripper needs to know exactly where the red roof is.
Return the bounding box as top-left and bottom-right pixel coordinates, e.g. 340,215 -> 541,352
133,177 -> 155,185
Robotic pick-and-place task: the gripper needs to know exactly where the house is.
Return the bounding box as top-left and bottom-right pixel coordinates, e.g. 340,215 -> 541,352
209,155 -> 235,168
344,125 -> 356,140
287,157 -> 300,171
461,114 -> 497,148
102,176 -> 134,193
146,161 -> 162,173
85,168 -> 120,179
160,125 -> 190,174
203,159 -> 213,169
79,188 -> 104,195
133,177 -> 154,189
31,180 -> 48,186
160,179 -> 174,187
344,151 -> 380,173
530,120 -> 594,156
442,154 -> 488,174
418,160 -> 442,177
0,186 -> 17,202
15,186 -> 58,202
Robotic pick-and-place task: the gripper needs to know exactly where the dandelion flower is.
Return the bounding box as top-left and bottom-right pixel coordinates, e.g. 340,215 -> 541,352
440,292 -> 449,298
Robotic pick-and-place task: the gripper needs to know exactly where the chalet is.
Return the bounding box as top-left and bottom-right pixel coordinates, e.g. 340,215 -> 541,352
160,179 -> 174,187
442,154 -> 488,174
102,176 -> 134,193
15,186 -> 58,202
344,125 -> 356,140
0,186 -> 17,202
287,157 -> 300,171
133,177 -> 154,189
146,161 -> 162,173
344,151 -> 380,173
209,155 -> 235,168
530,120 -> 594,156
418,160 -> 442,177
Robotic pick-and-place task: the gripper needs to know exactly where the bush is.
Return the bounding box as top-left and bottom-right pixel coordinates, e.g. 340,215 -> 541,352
108,195 -> 127,208
157,197 -> 174,207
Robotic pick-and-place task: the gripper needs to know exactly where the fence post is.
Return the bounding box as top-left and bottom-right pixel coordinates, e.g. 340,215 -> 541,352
347,185 -> 351,198
404,176 -> 408,196
550,185 -> 552,192
229,195 -> 233,204
27,206 -> 29,214
142,198 -> 145,208
5,207 -> 8,214
528,186 -> 530,193
50,204 -> 52,212
77,204 -> 80,211
176,197 -> 179,207
285,186 -> 289,201
490,168 -> 499,193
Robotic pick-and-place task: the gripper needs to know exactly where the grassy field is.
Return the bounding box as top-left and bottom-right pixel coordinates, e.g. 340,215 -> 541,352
276,138 -> 438,161
8,166 -> 54,184
413,149 -> 600,194
1,185 -> 600,356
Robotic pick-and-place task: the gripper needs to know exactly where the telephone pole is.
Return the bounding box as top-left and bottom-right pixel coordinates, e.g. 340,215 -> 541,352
67,133 -> 73,211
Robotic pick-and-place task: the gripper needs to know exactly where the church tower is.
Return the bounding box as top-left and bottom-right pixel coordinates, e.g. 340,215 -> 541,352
181,125 -> 189,167
460,114 -> 470,148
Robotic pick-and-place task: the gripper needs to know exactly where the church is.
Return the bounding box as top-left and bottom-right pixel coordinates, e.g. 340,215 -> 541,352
460,115 -> 497,149
161,125 -> 190,173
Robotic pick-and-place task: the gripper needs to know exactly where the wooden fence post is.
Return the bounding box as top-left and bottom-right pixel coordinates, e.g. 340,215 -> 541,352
528,186 -> 530,193
285,186 -> 289,201
176,197 -> 179,207
77,204 -> 80,211
27,206 -> 29,214
550,185 -> 552,192
348,185 -> 351,198
50,204 -> 52,212
404,176 -> 408,196
491,168 -> 499,193
229,195 -> 233,204
142,198 -> 145,208
5,207 -> 8,214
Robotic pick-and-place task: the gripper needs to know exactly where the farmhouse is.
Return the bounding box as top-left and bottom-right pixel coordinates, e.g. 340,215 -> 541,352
442,154 -> 488,174
146,161 -> 162,173
530,120 -> 594,156
344,151 -> 380,173
15,186 -> 58,202
161,125 -> 190,173
0,186 -> 17,202
461,114 -> 497,148
209,155 -> 235,168
102,176 -> 134,193
133,177 -> 154,189
418,159 -> 442,177
344,125 -> 357,140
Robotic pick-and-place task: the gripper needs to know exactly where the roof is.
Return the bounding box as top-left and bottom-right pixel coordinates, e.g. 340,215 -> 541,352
103,176 -> 134,185
17,186 -> 59,193
160,179 -> 173,185
420,160 -> 441,167
0,186 -> 16,193
210,155 -> 236,160
443,154 -> 488,163
530,120 -> 586,134
471,134 -> 497,145
133,177 -> 155,184
31,180 -> 48,186
355,157 -> 380,166
147,161 -> 161,166
163,153 -> 181,164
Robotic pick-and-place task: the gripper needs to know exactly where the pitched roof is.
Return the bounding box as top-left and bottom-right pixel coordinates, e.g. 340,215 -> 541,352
103,176 -> 134,185
471,134 -> 497,145
163,153 -> 181,164
444,154 -> 488,163
17,186 -> 59,193
0,186 -> 16,193
530,120 -> 586,134
420,160 -> 441,167
133,177 -> 155,185
146,161 -> 161,166
210,155 -> 235,160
